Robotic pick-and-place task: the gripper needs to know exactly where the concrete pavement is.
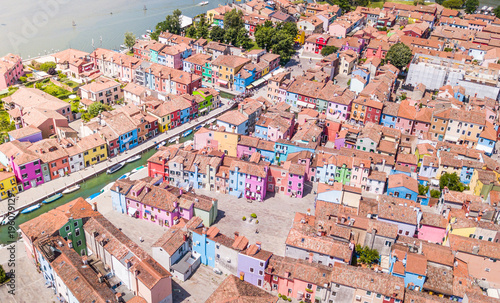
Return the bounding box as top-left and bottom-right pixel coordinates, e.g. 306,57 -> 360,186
0,100 -> 235,216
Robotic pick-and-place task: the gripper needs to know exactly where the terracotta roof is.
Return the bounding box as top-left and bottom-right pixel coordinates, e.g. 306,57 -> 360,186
388,173 -> 419,193
152,229 -> 187,255
423,264 -> 453,296
449,234 -> 500,260
8,125 -> 42,140
377,199 -> 419,225
285,228 -> 352,262
205,275 -> 278,303
217,110 -> 248,126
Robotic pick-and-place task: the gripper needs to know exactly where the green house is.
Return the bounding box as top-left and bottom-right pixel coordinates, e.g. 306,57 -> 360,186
202,62 -> 212,83
335,163 -> 352,185
59,216 -> 88,256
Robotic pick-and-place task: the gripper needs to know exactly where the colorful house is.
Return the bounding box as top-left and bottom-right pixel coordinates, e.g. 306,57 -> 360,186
229,153 -> 269,200
238,243 -> 272,287
0,169 -> 17,200
77,133 -> 108,167
389,250 -> 428,291
417,213 -> 448,244
387,174 -> 419,202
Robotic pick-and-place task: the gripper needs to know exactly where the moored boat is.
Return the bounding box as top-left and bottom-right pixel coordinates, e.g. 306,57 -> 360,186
21,204 -> 41,214
1,211 -> 19,225
85,192 -> 101,202
168,136 -> 180,143
156,141 -> 166,149
183,129 -> 193,137
42,193 -> 63,204
117,172 -> 131,180
107,162 -> 125,174
131,165 -> 146,174
62,184 -> 80,194
126,154 -> 141,163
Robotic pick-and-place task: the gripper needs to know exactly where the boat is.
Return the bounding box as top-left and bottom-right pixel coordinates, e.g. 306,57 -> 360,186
146,29 -> 153,33
194,125 -> 203,131
182,129 -> 193,137
21,204 -> 41,214
126,154 -> 141,163
86,192 -> 101,202
131,165 -> 146,174
168,136 -> 180,143
199,1 -> 209,6
107,162 -> 125,174
156,141 -> 166,149
42,193 -> 63,204
118,172 -> 131,180
143,4 -> 147,10
72,20 -> 76,26
1,211 -> 19,225
120,44 -> 127,49
62,184 -> 80,194
142,34 -> 150,39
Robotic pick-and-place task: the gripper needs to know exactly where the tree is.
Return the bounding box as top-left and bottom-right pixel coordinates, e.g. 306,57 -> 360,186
150,9 -> 182,40
224,9 -> 244,30
418,184 -> 429,196
430,189 -> 441,198
88,102 -> 106,117
385,43 -> 413,70
494,6 -> 500,18
280,22 -> 298,40
328,0 -> 350,12
39,62 -> 56,72
237,28 -> 253,49
0,264 -> 8,284
196,14 -> 209,39
255,26 -> 275,50
321,46 -> 338,56
124,32 -> 136,50
355,245 -> 379,266
464,0 -> 479,14
270,30 -> 295,64
439,172 -> 467,192
224,27 -> 239,46
442,0 -> 463,9
210,26 -> 225,42
186,26 -> 197,38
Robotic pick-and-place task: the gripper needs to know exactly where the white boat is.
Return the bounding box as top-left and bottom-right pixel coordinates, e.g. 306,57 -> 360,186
156,141 -> 166,149
142,34 -> 150,39
199,1 -> 209,6
107,161 -> 126,174
168,136 -> 180,143
62,184 -> 80,194
126,154 -> 141,163
118,172 -> 131,180
1,211 -> 19,225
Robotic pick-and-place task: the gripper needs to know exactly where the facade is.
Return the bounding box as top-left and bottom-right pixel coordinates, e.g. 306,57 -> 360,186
0,53 -> 23,90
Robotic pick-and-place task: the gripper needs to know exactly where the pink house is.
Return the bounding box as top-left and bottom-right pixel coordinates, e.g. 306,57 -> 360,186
283,161 -> 305,198
237,136 -> 260,159
0,53 -> 23,90
417,213 -> 448,244
396,153 -> 418,173
193,128 -> 217,150
265,255 -> 331,303
412,107 -> 432,137
159,44 -> 185,70
395,100 -> 416,134
350,157 -> 370,189
125,182 -> 194,228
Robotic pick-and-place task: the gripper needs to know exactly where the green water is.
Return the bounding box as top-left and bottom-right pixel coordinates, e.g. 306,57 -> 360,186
0,132 -> 194,245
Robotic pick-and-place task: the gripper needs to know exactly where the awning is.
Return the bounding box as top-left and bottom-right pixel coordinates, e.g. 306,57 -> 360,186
128,207 -> 137,216
251,78 -> 266,87
246,84 -> 254,89
145,210 -> 151,214
217,79 -> 228,85
263,73 -> 273,81
199,107 -> 209,112
296,100 -> 308,107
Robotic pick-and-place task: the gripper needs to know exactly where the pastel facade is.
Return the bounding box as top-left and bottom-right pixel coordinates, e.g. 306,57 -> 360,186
0,53 -> 23,90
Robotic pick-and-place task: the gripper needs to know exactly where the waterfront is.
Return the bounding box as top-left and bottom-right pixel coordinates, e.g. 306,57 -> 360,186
0,132 -> 195,245
0,0 -> 230,58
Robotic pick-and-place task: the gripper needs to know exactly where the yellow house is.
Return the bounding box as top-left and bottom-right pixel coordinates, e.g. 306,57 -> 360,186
435,153 -> 462,179
206,6 -> 231,25
295,31 -> 306,45
212,55 -> 251,86
214,129 -> 239,157
78,133 -> 108,167
0,170 -> 18,200
443,217 -> 476,244
147,102 -> 176,133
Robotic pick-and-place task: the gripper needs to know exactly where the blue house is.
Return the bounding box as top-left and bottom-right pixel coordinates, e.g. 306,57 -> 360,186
110,179 -> 134,214
351,67 -> 370,82
191,226 -> 217,267
254,122 -> 268,140
389,251 -> 427,291
477,125 -> 497,156
229,165 -> 245,197
460,161 -> 481,185
274,139 -> 315,164
387,174 -> 418,202
118,129 -> 138,153
285,91 -> 298,107
234,68 -> 255,93
380,102 -> 400,128
256,141 -> 275,163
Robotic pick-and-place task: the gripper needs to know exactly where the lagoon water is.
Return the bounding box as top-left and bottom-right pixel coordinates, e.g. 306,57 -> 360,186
0,0 -> 229,58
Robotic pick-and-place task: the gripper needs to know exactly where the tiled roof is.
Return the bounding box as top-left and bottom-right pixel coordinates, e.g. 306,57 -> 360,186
285,228 -> 352,261
377,199 -> 419,225
152,229 -> 187,255
449,234 -> 500,260
388,173 -> 419,193
205,275 -> 277,303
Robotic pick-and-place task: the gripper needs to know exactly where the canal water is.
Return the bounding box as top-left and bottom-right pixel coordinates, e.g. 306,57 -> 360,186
0,132 -> 194,244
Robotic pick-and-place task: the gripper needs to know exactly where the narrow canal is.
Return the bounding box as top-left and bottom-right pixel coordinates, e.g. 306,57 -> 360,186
0,133 -> 195,244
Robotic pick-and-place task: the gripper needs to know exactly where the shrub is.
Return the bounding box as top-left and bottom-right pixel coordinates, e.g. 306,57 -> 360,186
39,61 -> 56,72
250,213 -> 257,218
242,216 -> 246,221
255,220 -> 259,224
287,298 -> 292,302
278,294 -> 282,299
19,76 -> 27,83
430,189 -> 441,198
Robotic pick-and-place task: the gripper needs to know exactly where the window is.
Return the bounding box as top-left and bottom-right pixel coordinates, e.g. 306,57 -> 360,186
77,240 -> 82,246
65,226 -> 70,231
385,241 -> 392,247
250,268 -> 254,273
74,221 -> 78,227
307,284 -> 313,289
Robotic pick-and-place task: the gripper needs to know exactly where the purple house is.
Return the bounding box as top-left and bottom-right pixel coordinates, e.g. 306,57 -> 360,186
125,181 -> 194,228
340,37 -> 365,54
8,125 -> 43,143
237,242 -> 272,287
0,140 -> 44,191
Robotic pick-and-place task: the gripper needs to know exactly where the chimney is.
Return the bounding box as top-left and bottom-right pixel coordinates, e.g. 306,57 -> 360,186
234,231 -> 239,239
92,202 -> 97,212
308,252 -> 313,263
115,185 -> 120,192
202,227 -> 207,235
183,234 -> 187,242
256,241 -> 261,250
